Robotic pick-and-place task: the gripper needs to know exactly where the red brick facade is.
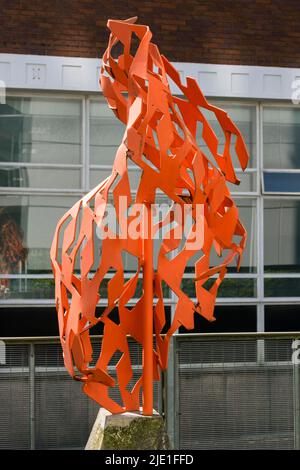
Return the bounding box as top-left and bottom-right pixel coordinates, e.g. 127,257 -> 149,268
0,0 -> 300,67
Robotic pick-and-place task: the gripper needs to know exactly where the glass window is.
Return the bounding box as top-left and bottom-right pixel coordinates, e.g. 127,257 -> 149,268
0,97 -> 82,165
0,96 -> 82,190
228,171 -> 257,193
264,199 -> 300,273
0,94 -> 262,309
208,198 -> 257,273
263,172 -> 300,193
265,305 -> 300,331
0,166 -> 81,189
181,277 -> 256,298
0,195 -> 79,275
199,103 -> 256,167
90,167 -> 141,191
179,305 -> 257,333
263,107 -> 300,169
264,277 -> 300,297
89,100 -> 125,165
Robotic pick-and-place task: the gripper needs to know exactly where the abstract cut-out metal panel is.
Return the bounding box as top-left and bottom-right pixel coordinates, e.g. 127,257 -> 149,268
50,17 -> 249,415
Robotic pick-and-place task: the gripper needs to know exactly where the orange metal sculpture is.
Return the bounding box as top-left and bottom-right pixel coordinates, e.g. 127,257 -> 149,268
50,17 -> 249,416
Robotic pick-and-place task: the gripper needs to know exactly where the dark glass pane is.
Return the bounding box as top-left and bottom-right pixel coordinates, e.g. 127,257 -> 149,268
265,305 -> 300,331
179,305 -> 257,333
0,278 -> 55,300
0,307 -> 59,336
265,278 -> 300,297
181,277 -> 256,298
264,172 -> 300,192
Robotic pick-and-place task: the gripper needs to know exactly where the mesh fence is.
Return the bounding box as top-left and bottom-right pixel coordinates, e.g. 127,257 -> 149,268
0,338 -> 159,449
177,336 -> 298,449
0,344 -> 30,449
0,335 -> 299,449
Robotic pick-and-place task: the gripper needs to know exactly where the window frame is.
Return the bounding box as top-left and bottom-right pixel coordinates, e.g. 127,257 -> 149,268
0,90 -> 86,193
261,101 -> 300,195
2,92 -> 300,335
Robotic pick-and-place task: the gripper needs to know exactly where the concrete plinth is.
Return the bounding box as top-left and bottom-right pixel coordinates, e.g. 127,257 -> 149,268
85,408 -> 170,450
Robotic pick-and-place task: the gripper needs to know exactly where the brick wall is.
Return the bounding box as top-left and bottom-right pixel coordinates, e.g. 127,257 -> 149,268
0,0 -> 300,67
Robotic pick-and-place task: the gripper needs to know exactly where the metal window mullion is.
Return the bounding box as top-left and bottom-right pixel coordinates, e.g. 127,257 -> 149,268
90,165 -> 142,172
257,101 -> 262,190
257,103 -> 265,369
182,272 -> 258,279
234,168 -> 257,173
0,162 -> 82,169
81,96 -> 87,192
263,194 -> 300,200
257,102 -> 264,304
0,274 -> 55,279
263,297 -> 300,304
261,101 -> 300,108
263,169 -> 300,174
6,90 -> 86,100
257,196 -> 264,303
259,102 -> 265,195
119,189 -> 261,197
264,273 -> 300,278
0,187 -> 83,195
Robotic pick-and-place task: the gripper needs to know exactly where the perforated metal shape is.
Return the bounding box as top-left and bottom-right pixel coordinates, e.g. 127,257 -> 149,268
50,17 -> 249,414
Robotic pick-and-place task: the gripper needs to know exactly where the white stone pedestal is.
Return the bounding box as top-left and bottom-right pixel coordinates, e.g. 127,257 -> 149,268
85,408 -> 170,450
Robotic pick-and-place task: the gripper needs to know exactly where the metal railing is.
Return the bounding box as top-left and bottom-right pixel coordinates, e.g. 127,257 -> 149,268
0,333 -> 299,449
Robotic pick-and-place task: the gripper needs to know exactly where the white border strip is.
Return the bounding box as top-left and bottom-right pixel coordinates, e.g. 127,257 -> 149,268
0,53 -> 299,100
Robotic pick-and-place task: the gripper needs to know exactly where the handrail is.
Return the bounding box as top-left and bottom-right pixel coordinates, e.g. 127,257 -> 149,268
176,331 -> 300,339
0,331 -> 300,343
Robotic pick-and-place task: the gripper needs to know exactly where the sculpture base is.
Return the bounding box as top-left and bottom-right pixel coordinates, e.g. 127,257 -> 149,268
85,408 -> 170,450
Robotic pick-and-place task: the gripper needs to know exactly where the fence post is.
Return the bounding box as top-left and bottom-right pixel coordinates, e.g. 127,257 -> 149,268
166,337 -> 177,448
293,338 -> 300,450
29,343 -> 35,450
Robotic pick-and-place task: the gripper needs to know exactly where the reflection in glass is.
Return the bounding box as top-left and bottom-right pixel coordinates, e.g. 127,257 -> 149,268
0,277 -> 55,300
264,200 -> 300,272
90,167 -> 141,191
228,171 -> 256,193
0,97 -> 82,165
0,208 -> 28,298
264,277 -> 300,297
263,107 -> 300,169
0,195 -> 79,275
198,103 -> 257,169
200,198 -> 257,273
0,166 -> 81,189
90,101 -> 125,165
181,277 -> 256,298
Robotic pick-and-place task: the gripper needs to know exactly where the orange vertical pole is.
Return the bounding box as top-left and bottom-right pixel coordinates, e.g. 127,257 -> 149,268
142,201 -> 153,416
